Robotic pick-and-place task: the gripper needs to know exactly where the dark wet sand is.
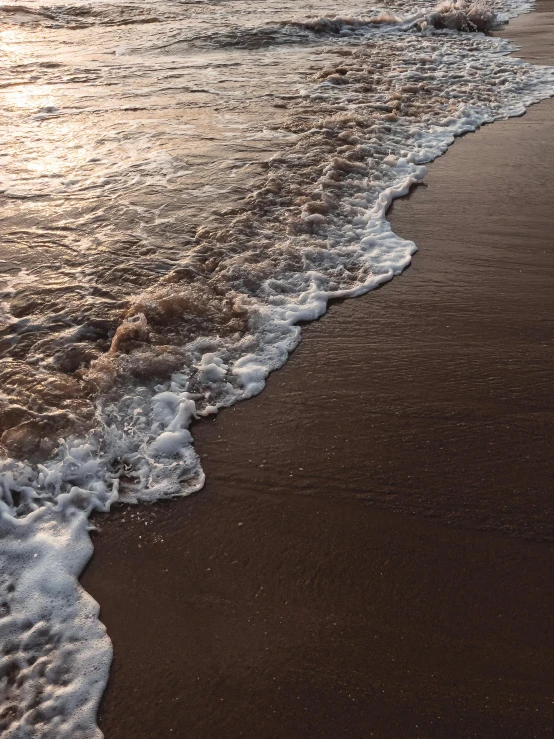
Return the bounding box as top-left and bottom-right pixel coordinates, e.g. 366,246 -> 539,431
83,7 -> 554,738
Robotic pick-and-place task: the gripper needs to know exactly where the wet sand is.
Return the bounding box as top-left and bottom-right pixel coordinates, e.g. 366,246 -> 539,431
82,6 -> 554,738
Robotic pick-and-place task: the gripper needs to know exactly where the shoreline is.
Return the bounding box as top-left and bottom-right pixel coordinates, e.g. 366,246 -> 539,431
83,5 -> 554,738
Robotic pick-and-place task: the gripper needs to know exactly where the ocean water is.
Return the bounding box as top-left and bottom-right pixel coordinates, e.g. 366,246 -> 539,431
0,0 -> 553,734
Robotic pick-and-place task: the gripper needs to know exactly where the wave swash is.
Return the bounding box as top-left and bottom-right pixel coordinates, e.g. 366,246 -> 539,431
1,0 -> 553,735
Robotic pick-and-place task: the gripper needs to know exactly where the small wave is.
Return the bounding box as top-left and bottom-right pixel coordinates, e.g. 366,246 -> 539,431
3,6 -> 553,513
0,0 -> 553,734
0,2 -> 164,28
157,2 -> 501,54
421,0 -> 499,31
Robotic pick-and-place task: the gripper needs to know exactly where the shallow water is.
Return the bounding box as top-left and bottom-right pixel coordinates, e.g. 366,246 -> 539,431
0,1 -> 553,736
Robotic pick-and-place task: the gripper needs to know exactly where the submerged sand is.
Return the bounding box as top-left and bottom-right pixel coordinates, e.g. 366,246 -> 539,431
82,5 -> 554,737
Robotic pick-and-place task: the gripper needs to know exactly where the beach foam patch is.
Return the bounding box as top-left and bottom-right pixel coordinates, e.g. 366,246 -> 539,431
0,507 -> 111,738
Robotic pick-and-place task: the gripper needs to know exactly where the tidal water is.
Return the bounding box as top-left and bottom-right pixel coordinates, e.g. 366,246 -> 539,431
0,1 -> 553,735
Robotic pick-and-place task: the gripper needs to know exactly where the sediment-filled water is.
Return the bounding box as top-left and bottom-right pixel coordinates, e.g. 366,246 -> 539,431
0,0 -> 553,735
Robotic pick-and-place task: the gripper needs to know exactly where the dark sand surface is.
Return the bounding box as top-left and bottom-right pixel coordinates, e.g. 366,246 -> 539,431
83,7 -> 554,738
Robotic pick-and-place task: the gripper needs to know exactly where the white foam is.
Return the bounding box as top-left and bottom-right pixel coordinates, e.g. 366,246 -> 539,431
0,507 -> 111,738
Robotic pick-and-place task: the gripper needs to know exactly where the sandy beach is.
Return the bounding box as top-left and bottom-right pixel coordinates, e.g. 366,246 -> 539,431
82,5 -> 554,737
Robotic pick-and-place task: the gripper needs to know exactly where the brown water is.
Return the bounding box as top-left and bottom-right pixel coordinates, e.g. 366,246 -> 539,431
2,0 -> 551,489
